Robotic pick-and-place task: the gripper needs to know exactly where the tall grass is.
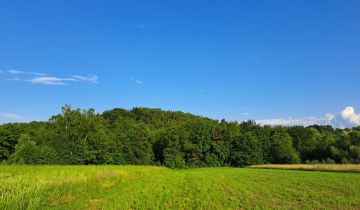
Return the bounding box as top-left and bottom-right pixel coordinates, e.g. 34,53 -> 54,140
1,165 -> 360,209
249,164 -> 360,173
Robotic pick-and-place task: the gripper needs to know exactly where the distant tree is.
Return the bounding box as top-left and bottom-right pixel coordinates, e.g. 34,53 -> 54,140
288,126 -> 319,162
270,126 -> 299,164
2,105 -> 360,167
10,134 -> 40,164
154,125 -> 187,166
230,132 -> 264,167
260,125 -> 272,163
0,124 -> 22,161
164,145 -> 186,169
47,105 -> 90,164
114,119 -> 154,165
183,119 -> 217,167
39,146 -> 59,164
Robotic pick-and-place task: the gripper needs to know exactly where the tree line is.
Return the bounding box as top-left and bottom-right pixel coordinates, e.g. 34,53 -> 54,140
1,105 -> 359,168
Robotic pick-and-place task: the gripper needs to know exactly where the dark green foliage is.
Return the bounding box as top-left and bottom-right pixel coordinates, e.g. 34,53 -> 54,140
113,119 -> 154,165
1,105 -> 360,167
9,134 -> 40,164
39,146 -> 59,164
288,126 -> 319,161
164,147 -> 186,169
230,132 -> 264,167
270,127 -> 300,164
0,124 -> 23,161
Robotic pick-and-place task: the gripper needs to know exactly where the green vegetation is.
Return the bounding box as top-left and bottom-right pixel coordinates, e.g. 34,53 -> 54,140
1,105 -> 360,167
250,164 -> 360,173
0,165 -> 359,209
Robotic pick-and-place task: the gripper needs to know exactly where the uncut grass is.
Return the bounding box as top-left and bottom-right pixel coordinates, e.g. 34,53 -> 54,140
249,164 -> 360,173
1,166 -> 360,209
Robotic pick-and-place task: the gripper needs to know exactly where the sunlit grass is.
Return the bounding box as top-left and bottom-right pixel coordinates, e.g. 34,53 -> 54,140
249,164 -> 360,173
1,165 -> 359,209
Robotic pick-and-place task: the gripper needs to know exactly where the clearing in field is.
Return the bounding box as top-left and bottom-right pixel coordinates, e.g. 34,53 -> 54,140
1,165 -> 360,209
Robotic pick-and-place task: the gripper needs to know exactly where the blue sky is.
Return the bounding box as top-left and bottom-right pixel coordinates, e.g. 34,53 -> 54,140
1,0 -> 359,127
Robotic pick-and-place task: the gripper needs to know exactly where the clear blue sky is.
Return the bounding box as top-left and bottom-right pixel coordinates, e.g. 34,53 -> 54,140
1,0 -> 359,126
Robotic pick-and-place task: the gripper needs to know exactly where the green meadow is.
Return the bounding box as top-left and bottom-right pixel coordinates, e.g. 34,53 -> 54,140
1,166 -> 360,210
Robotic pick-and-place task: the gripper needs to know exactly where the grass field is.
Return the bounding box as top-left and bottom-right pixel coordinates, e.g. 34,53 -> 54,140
249,164 -> 360,173
1,166 -> 360,209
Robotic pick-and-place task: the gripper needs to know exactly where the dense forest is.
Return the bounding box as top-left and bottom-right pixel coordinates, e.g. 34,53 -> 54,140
1,105 -> 360,168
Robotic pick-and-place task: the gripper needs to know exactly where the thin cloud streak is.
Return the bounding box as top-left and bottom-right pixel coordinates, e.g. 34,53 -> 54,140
131,78 -> 143,84
8,70 -> 47,76
72,75 -> 99,83
256,117 -> 331,127
0,113 -> 23,119
29,77 -> 77,85
0,113 -> 26,124
3,70 -> 99,85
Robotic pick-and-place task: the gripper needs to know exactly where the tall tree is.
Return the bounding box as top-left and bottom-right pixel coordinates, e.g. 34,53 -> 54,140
230,132 -> 264,167
270,126 -> 300,164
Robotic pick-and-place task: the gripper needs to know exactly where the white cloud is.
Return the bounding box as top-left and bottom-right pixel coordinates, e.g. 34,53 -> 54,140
256,106 -> 360,128
72,75 -> 98,83
326,113 -> 335,121
0,113 -> 26,124
29,77 -> 77,85
8,70 -> 46,76
340,106 -> 360,125
131,78 -> 143,84
3,70 -> 99,86
30,75 -> 99,85
256,116 -> 331,127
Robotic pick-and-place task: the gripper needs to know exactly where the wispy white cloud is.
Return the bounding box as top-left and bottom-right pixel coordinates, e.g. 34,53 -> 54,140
131,78 -> 143,84
8,70 -> 46,76
256,116 -> 331,127
3,70 -> 99,86
72,75 -> 98,83
256,106 -> 360,128
29,77 -> 77,85
0,113 -> 26,124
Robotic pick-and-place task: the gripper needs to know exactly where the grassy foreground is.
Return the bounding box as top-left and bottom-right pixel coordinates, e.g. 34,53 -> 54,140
249,164 -> 360,173
1,166 -> 360,209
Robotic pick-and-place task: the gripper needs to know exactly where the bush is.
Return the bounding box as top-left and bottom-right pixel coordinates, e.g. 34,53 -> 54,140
164,150 -> 186,169
321,158 -> 335,164
10,134 -> 40,164
341,158 -> 349,164
40,146 -> 59,164
17,158 -> 25,165
305,160 -> 320,164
